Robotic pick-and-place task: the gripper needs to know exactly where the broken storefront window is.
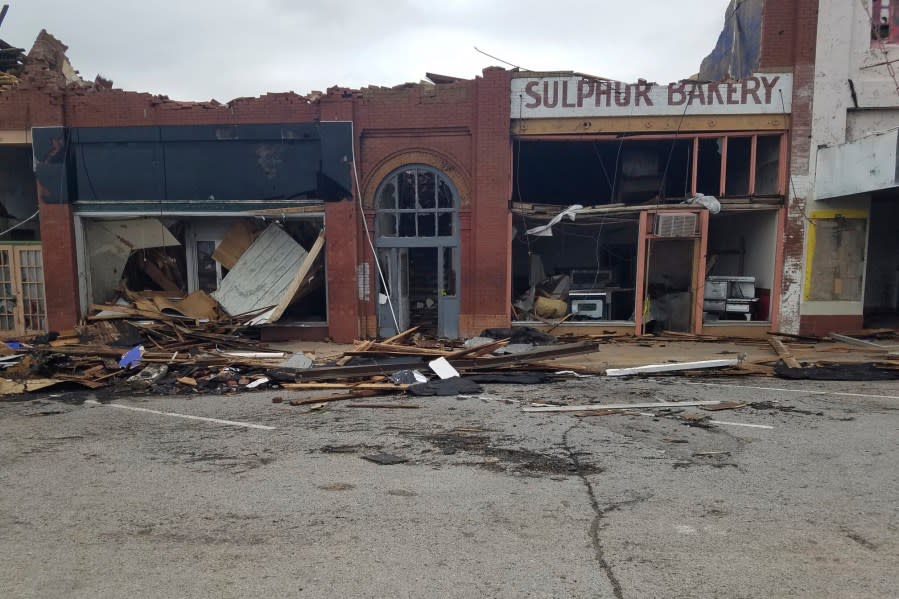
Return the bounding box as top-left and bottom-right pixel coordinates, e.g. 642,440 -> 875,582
84,216 -> 327,325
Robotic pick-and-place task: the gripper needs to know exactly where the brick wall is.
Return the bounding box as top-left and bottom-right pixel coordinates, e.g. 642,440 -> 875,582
760,0 -> 819,335
3,61 -> 516,339
37,201 -> 80,331
352,70 -> 513,338
324,199 -> 361,343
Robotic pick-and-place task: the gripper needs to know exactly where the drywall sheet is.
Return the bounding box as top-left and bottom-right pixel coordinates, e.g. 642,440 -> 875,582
212,224 -> 308,318
86,218 -> 180,304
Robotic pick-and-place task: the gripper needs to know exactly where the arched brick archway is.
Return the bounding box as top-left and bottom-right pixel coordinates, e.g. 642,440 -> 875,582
362,149 -> 471,210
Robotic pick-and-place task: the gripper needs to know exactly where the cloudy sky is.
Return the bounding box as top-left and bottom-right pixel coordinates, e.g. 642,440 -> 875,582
5,0 -> 730,101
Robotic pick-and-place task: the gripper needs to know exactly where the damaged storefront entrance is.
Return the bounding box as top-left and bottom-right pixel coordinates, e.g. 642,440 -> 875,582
76,213 -> 327,331
511,133 -> 786,335
374,166 -> 460,338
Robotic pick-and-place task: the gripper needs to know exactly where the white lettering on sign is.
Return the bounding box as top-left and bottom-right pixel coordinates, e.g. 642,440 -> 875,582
510,74 -> 792,118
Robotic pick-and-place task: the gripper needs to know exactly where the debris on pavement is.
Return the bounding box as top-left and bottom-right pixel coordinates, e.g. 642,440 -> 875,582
361,453 -> 408,465
605,359 -> 741,377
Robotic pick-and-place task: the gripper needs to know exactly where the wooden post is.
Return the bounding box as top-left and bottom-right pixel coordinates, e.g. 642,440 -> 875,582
634,211 -> 650,335
694,210 -> 710,334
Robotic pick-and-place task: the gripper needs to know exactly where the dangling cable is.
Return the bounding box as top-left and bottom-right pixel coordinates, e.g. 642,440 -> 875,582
349,125 -> 400,333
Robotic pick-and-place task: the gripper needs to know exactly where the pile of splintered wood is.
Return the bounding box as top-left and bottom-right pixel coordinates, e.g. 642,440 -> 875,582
1,318 -> 295,395
279,326 -> 602,407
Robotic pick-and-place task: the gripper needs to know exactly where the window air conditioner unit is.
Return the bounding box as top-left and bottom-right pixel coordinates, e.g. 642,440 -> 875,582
653,212 -> 699,238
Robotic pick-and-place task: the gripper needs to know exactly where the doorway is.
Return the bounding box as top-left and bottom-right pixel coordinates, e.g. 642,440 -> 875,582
374,165 -> 460,338
0,245 -> 48,336
864,193 -> 899,328
644,239 -> 696,332
377,245 -> 459,338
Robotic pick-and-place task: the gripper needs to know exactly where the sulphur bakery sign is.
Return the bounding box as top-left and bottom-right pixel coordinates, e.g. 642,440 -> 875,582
510,74 -> 792,118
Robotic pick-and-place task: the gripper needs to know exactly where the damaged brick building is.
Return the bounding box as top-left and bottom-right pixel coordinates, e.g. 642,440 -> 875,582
0,0 -> 889,341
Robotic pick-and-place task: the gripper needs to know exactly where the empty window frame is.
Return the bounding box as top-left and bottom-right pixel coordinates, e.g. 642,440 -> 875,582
695,138 -> 723,197
375,167 -> 456,239
754,135 -> 782,195
695,134 -> 783,198
725,137 -> 752,197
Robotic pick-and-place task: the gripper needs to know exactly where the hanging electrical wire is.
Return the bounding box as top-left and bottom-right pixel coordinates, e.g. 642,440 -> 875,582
350,125 -> 400,332
0,210 -> 39,238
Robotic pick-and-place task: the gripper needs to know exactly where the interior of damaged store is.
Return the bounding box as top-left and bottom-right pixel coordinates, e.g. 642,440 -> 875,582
511,133 -> 785,334
50,120 -> 353,339
78,213 -> 327,333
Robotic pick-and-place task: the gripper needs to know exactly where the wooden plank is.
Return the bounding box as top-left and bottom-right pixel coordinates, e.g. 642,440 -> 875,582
511,114 -> 791,136
336,340 -> 372,366
139,259 -> 181,293
545,313 -> 574,334
211,220 -> 258,270
444,338 -> 509,360
523,400 -> 726,413
282,383 -> 409,391
768,337 -> 801,368
288,390 -> 382,406
458,341 -> 600,370
267,230 -> 326,323
829,332 -> 896,350
382,326 -> 420,345
605,359 -> 739,377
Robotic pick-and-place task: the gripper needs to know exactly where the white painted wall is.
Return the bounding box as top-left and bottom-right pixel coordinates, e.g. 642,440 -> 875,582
707,210 -> 778,290
783,0 -> 899,327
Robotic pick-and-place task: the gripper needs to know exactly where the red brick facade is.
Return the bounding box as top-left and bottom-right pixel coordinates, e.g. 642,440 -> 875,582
0,57 -> 513,339
3,6 -> 821,339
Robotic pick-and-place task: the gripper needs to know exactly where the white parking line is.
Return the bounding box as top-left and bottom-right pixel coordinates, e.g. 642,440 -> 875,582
84,399 -> 275,430
682,382 -> 899,401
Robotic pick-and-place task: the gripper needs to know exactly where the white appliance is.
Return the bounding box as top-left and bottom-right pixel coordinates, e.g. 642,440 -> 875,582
570,292 -> 609,320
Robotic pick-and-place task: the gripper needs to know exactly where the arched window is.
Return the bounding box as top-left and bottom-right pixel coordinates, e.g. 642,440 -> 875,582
375,166 -> 457,239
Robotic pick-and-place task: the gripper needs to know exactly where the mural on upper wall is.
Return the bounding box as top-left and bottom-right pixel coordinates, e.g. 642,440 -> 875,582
698,0 -> 764,81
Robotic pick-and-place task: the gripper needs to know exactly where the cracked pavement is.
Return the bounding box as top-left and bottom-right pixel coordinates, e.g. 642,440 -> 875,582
1,376 -> 897,598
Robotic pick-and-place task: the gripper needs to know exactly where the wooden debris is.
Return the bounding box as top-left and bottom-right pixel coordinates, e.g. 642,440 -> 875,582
288,390 -> 382,406
282,383 -> 409,391
382,326 -> 420,345
211,220 -> 259,270
700,401 -> 748,411
605,359 -> 740,377
768,337 -> 801,368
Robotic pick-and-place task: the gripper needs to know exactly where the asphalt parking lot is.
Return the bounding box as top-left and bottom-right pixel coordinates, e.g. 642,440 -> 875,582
1,376 -> 897,598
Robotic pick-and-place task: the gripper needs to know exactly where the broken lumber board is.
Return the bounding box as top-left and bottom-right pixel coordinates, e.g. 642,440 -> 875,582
382,326 -> 420,345
829,332 -> 898,351
523,400 -> 726,413
292,357 -> 428,380
444,338 -> 510,360
605,359 -> 739,377
212,220 -> 259,270
343,342 -> 449,357
282,383 -> 409,391
288,390 -> 382,406
267,230 -> 326,323
768,337 -> 801,368
456,341 -> 600,370
139,259 -> 181,293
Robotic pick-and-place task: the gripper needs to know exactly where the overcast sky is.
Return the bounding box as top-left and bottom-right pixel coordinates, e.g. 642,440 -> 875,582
4,0 -> 731,102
